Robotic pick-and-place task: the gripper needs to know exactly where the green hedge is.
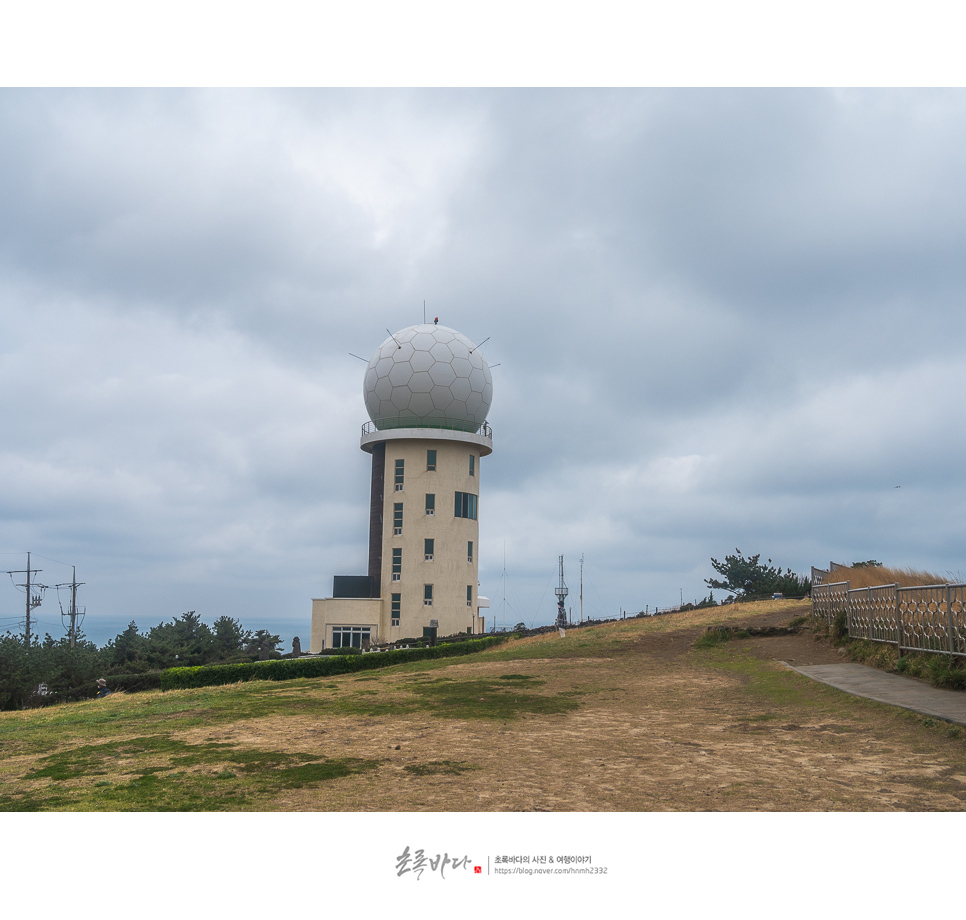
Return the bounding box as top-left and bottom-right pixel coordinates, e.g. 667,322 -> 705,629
106,670 -> 165,693
160,636 -> 507,691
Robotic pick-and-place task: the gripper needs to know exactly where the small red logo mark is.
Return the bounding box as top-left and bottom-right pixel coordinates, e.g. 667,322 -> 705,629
474,866 -> 482,874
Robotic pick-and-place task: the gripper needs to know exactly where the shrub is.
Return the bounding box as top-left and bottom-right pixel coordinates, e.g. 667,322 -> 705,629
893,652 -> 966,690
693,626 -> 751,649
680,594 -> 719,612
841,638 -> 897,671
830,612 -> 849,644
105,670 -> 164,693
160,636 -> 507,691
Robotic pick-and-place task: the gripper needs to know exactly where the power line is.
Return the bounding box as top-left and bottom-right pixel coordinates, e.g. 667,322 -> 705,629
4,553 -> 85,646
27,552 -> 73,568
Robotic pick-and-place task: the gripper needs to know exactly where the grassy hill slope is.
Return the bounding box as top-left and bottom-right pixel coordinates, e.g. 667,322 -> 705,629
3,599 -> 965,812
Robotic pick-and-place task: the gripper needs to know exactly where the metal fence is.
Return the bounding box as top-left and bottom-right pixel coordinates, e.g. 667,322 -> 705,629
811,580 -> 848,621
811,579 -> 966,658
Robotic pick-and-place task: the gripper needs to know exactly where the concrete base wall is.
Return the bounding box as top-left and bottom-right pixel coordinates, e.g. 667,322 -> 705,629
310,597 -> 384,652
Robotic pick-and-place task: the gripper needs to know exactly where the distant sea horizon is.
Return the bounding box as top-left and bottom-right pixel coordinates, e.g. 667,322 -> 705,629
3,612 -> 309,655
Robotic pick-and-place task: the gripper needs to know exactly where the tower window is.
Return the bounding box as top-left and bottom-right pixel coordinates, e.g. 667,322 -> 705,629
393,502 -> 403,535
454,491 -> 478,520
466,584 -> 473,607
427,449 -> 436,471
392,547 -> 402,582
469,454 -> 475,476
424,584 -> 434,607
425,493 -> 435,515
467,541 -> 473,563
394,458 -> 404,491
391,593 -> 400,627
424,538 -> 434,561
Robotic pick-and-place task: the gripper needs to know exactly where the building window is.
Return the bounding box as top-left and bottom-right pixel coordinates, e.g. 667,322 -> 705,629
424,538 -> 434,561
391,593 -> 400,627
469,454 -> 475,476
466,584 -> 473,607
424,584 -> 434,607
393,502 -> 403,535
394,458 -> 404,491
332,626 -> 371,649
427,449 -> 436,471
467,541 -> 473,563
425,493 -> 435,515
392,547 -> 402,582
454,491 -> 478,520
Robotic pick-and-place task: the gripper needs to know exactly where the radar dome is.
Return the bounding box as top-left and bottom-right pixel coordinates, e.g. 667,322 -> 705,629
364,323 -> 493,432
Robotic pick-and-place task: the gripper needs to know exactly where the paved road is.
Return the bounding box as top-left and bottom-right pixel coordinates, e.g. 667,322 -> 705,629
782,662 -> 966,726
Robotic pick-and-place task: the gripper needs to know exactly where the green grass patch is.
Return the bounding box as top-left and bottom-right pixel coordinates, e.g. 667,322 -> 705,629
5,733 -> 382,811
25,734 -> 231,780
691,644 -> 846,711
331,673 -> 572,721
478,629 -> 632,661
407,677 -> 580,720
693,627 -> 751,649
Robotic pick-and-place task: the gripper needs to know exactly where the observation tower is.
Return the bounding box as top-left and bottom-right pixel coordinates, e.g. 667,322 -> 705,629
310,322 -> 493,651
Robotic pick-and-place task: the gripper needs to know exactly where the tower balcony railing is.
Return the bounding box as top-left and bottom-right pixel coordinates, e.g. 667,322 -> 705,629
362,417 -> 492,438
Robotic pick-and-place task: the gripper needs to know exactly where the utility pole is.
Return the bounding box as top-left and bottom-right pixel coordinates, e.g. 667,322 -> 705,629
71,570 -> 79,648
26,551 -> 34,644
56,566 -> 85,648
6,552 -> 44,645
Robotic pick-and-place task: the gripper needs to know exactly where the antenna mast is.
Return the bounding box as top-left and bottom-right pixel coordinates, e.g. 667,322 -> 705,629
502,541 -> 506,632
580,553 -> 584,624
555,555 -> 569,629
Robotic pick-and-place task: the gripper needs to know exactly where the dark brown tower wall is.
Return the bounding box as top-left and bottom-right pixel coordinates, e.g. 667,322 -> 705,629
367,441 -> 385,597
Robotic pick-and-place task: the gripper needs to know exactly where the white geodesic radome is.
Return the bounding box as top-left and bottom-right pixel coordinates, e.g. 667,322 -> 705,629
363,324 -> 492,432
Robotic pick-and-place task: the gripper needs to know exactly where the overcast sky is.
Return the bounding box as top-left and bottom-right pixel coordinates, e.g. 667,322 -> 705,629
2,88 -> 966,645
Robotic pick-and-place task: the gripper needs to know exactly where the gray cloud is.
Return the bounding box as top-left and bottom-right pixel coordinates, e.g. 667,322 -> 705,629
2,88 -> 965,643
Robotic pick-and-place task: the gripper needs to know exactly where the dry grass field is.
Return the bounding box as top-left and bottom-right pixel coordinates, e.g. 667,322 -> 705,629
3,598 -> 966,812
823,564 -> 954,589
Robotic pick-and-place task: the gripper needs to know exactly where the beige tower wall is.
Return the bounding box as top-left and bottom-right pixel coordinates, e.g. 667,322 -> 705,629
310,425 -> 491,649
379,436 -> 485,640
